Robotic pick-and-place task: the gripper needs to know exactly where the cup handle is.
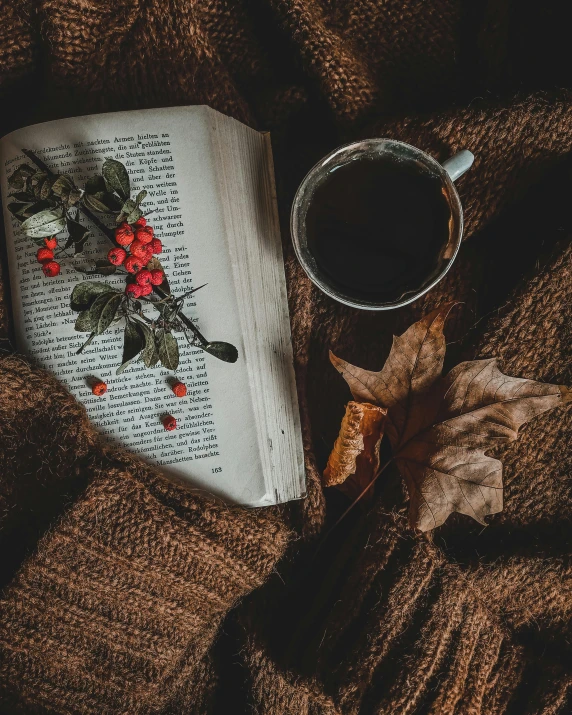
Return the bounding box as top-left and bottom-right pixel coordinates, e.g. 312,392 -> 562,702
442,149 -> 474,182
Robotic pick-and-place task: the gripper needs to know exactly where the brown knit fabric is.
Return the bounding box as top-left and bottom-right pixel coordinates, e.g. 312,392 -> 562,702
0,366 -> 289,714
0,461 -> 288,713
2,1 -> 572,713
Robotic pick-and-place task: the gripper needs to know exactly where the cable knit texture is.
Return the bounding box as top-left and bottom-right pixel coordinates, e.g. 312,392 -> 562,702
1,1 -> 572,713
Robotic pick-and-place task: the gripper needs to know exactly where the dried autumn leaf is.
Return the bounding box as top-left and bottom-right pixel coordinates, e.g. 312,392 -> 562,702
330,304 -> 572,532
324,401 -> 386,502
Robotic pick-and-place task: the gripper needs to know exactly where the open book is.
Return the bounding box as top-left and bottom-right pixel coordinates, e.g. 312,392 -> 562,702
0,106 -> 305,506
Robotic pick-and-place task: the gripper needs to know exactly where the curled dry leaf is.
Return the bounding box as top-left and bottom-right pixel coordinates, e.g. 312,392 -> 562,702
323,401 -> 387,502
330,303 -> 572,532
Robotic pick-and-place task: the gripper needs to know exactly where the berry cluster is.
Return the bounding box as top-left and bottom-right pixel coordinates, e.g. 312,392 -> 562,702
36,237 -> 60,277
108,217 -> 164,298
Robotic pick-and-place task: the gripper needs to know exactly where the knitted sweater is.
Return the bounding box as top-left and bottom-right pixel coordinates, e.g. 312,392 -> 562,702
1,1 -> 572,713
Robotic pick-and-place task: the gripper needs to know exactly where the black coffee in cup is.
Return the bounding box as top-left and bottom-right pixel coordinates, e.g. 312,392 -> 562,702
305,156 -> 452,303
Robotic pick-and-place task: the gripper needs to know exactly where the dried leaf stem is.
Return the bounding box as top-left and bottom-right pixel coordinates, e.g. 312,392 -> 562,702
314,457 -> 394,556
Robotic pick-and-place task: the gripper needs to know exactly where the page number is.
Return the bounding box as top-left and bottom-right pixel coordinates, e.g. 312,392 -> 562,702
212,467 -> 222,474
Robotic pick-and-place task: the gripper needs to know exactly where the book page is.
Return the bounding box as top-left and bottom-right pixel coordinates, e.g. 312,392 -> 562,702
0,107 -> 271,506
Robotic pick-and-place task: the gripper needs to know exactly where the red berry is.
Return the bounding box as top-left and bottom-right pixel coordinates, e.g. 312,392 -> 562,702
135,269 -> 152,286
129,239 -> 147,259
135,226 -> 154,244
37,247 -> 54,263
108,247 -> 127,266
44,237 -> 57,250
150,269 -> 164,286
125,256 -> 143,274
134,217 -> 147,227
139,283 -> 153,297
115,224 -> 134,246
92,380 -> 107,396
172,381 -> 187,398
150,238 -> 162,254
125,283 -> 142,299
42,261 -> 60,277
141,246 -> 153,266
163,415 -> 177,431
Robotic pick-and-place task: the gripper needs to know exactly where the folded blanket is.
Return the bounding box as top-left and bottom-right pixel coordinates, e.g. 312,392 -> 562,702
1,1 -> 571,713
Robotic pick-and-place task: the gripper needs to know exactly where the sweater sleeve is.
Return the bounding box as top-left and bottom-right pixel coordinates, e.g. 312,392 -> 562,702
0,442 -> 289,713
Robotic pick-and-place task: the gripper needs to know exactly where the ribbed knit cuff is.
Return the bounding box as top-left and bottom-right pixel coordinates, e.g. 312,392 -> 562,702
0,462 -> 289,714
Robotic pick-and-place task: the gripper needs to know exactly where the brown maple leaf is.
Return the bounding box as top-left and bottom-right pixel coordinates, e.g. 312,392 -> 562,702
330,304 -> 571,531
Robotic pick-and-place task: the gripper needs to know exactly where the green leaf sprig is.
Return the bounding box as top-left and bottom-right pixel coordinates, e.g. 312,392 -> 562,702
7,151 -> 239,374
